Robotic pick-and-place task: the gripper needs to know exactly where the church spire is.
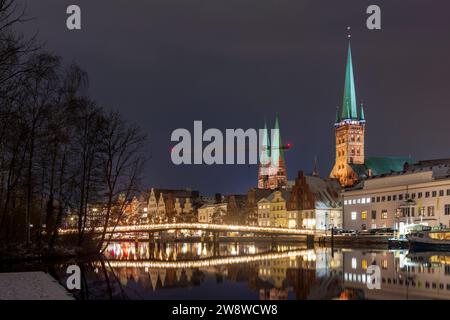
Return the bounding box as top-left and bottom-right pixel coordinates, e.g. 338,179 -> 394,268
341,41 -> 358,120
260,120 -> 270,165
312,156 -> 319,177
271,114 -> 282,166
335,106 -> 340,125
359,102 -> 366,123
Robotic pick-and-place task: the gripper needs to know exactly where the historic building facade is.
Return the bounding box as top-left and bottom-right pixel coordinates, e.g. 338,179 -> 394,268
342,160 -> 450,232
146,188 -> 199,223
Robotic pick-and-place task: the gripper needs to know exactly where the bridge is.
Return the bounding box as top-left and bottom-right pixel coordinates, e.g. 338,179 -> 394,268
98,249 -> 314,269
60,223 -> 323,237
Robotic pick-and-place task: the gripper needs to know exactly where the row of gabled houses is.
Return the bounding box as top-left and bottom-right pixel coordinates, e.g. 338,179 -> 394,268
65,170 -> 343,231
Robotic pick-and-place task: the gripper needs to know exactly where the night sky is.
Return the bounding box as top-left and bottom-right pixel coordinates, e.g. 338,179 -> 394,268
18,0 -> 450,194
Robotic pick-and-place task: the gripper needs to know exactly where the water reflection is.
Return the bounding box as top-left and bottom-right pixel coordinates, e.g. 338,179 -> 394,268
3,241 -> 450,300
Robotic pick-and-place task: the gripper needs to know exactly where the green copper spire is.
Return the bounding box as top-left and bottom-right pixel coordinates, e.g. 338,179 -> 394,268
260,121 -> 270,163
335,107 -> 340,124
341,42 -> 358,120
359,102 -> 366,122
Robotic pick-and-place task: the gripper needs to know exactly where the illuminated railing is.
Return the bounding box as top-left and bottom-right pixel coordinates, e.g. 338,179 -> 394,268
98,249 -> 313,269
60,223 -> 323,236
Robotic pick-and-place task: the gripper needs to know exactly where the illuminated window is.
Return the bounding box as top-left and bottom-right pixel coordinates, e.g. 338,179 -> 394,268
351,212 -> 357,220
361,211 -> 367,220
382,210 -> 388,219
366,197 -> 371,203
382,259 -> 388,270
352,258 -> 357,269
362,259 -> 367,270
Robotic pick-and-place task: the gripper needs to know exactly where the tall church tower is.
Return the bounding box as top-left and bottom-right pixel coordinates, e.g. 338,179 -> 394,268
329,41 -> 366,187
258,115 -> 288,189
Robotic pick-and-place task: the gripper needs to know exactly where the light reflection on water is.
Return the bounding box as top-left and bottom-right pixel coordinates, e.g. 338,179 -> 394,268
3,241 -> 450,300
79,242 -> 450,300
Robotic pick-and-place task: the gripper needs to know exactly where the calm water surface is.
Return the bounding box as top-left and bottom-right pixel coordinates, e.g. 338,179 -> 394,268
2,241 -> 450,300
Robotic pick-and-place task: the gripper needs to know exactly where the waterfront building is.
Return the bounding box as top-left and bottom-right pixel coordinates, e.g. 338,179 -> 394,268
198,202 -> 227,224
147,188 -> 200,223
342,159 -> 450,232
246,188 -> 273,226
225,194 -> 248,225
257,197 -> 271,227
257,190 -> 290,228
289,171 -> 342,230
329,41 -> 411,187
258,115 -> 288,190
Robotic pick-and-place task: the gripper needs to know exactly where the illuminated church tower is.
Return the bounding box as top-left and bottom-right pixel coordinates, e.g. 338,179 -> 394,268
258,115 -> 288,189
329,41 -> 366,187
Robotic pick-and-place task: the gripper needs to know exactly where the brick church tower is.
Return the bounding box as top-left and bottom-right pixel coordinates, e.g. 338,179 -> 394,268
329,41 -> 366,187
258,115 -> 288,189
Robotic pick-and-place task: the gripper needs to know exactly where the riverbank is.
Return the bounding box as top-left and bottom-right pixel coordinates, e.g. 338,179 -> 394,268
0,271 -> 74,300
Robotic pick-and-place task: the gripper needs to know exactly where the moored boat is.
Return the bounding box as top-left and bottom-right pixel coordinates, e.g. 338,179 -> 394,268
406,228 -> 450,251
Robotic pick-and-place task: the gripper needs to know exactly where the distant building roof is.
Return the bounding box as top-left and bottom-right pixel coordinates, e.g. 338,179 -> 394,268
304,176 -> 341,209
346,158 -> 450,191
349,156 -> 413,181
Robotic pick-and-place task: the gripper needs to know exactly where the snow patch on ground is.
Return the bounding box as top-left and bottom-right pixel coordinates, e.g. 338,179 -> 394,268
0,271 -> 74,300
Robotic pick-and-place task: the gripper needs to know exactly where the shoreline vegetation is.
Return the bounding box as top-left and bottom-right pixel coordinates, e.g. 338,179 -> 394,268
0,0 -> 147,259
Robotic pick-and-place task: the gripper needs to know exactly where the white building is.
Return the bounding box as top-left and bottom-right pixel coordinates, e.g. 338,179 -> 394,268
257,198 -> 271,227
342,160 -> 450,232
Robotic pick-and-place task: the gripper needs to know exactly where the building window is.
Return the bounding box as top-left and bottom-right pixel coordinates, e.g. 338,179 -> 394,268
399,194 -> 403,201
371,210 -> 377,220
411,193 -> 416,199
418,192 -> 422,198
387,195 -> 392,201
419,207 -> 425,216
440,190 -> 444,197
382,196 -> 386,202
393,195 -> 397,201
447,189 -> 450,196
362,259 -> 368,270
344,200 -> 348,205
361,211 -> 367,220
351,211 -> 357,220
376,197 -> 380,202
372,197 -> 375,203
432,191 -> 437,197
382,210 -> 388,219
425,191 -> 430,198
445,204 -> 450,215
352,258 -> 357,269
427,206 -> 435,217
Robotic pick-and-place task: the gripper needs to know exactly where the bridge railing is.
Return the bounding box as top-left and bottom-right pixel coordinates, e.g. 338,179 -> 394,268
59,223 -> 326,236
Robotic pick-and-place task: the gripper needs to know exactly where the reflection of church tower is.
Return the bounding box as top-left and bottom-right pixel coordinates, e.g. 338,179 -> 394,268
329,40 -> 366,187
258,115 -> 288,189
